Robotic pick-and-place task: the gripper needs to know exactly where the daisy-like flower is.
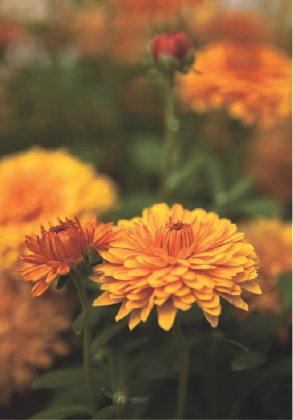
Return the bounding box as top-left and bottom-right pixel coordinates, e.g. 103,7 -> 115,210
0,148 -> 117,272
236,218 -> 292,317
92,204 -> 260,331
178,35 -> 292,126
0,279 -> 71,405
19,217 -> 117,297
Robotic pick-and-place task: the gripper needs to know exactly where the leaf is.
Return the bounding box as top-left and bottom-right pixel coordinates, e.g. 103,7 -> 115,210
93,405 -> 118,419
234,198 -> 285,217
32,368 -> 85,389
127,136 -> 163,175
73,312 -> 90,335
29,405 -> 90,420
231,350 -> 265,371
92,319 -> 128,356
228,177 -> 254,202
167,153 -> 205,192
130,396 -> 149,404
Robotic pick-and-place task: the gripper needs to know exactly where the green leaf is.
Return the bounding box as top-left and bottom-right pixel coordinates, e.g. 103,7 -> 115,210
73,312 -> 90,335
228,177 -> 254,202
231,350 -> 265,371
32,368 -> 85,389
234,198 -> 285,217
127,136 -> 163,175
92,319 -> 128,356
167,153 -> 205,192
29,405 -> 90,419
93,405 -> 118,419
130,396 -> 149,404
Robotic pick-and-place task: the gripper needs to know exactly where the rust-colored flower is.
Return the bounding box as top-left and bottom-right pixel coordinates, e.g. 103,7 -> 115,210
20,217 -> 95,296
178,40 -> 292,126
0,279 -> 71,406
92,203 -> 260,331
152,31 -> 192,62
0,18 -> 27,54
0,148 -> 117,272
234,218 -> 292,319
247,116 -> 292,205
20,217 -> 120,296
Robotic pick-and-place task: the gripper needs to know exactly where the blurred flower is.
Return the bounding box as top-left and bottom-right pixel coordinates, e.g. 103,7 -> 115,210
178,12 -> 292,126
92,203 -> 260,331
247,116 -> 292,205
19,217 -> 97,296
0,148 -> 117,272
178,40 -> 291,126
0,18 -> 27,55
110,0 -> 197,22
235,218 -> 292,317
152,31 -> 192,62
0,279 -> 71,406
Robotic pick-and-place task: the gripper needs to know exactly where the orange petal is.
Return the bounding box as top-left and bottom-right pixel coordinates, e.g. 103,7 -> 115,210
31,281 -> 50,297
156,300 -> 178,331
129,309 -> 142,330
93,292 -> 122,306
203,311 -> 219,328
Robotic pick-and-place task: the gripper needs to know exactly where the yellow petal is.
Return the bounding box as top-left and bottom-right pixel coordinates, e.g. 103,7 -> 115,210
203,312 -> 219,328
156,300 -> 178,331
129,309 -> 142,330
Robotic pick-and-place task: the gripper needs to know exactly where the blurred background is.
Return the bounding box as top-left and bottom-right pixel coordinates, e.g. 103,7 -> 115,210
0,0 -> 291,419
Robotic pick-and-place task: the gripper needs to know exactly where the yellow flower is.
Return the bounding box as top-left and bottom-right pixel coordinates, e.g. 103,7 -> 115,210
178,40 -> 292,127
92,204 -> 260,331
0,148 -> 117,272
235,218 -> 292,317
0,280 -> 72,405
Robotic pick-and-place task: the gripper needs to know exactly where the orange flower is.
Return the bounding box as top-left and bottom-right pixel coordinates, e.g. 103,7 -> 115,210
92,204 -> 260,331
178,40 -> 292,127
0,279 -> 71,405
111,0 -> 197,22
20,217 -> 117,297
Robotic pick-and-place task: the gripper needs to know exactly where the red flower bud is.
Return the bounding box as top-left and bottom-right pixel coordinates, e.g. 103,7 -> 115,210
151,30 -> 192,62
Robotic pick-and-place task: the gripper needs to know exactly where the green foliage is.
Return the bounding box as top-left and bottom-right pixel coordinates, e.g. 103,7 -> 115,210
29,405 -> 90,420
73,312 -> 90,335
231,350 -> 265,371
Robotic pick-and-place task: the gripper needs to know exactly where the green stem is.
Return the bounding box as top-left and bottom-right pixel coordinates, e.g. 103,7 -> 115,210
172,318 -> 190,419
73,270 -> 97,415
159,76 -> 176,199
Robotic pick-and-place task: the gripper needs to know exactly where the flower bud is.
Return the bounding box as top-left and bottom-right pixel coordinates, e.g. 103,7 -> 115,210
150,30 -> 195,74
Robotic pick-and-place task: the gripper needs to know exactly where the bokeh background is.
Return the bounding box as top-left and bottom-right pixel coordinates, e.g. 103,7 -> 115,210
0,0 -> 291,419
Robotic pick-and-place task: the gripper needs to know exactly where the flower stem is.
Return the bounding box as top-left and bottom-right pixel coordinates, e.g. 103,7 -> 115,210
73,269 -> 97,415
172,317 -> 190,419
159,75 -> 176,199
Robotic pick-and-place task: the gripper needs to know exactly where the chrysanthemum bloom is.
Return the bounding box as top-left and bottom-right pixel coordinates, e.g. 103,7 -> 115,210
0,280 -> 71,405
0,148 -> 117,272
178,37 -> 292,126
234,218 -> 292,318
0,18 -> 27,54
247,116 -> 292,205
92,203 -> 260,331
20,217 -> 119,297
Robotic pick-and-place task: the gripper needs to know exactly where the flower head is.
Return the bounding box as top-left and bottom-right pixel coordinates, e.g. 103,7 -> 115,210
234,218 -> 292,318
19,217 -> 96,296
178,40 -> 292,126
0,148 -> 117,272
0,280 -> 72,405
92,204 -> 260,331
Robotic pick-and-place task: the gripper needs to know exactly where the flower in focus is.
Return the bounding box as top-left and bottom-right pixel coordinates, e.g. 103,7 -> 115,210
92,203 -> 260,331
178,12 -> 292,126
247,116 -> 292,205
235,218 -> 292,317
0,280 -> 71,406
20,217 -> 120,296
0,148 -> 117,272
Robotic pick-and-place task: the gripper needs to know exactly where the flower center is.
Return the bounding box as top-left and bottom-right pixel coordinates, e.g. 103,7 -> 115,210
158,218 -> 195,257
